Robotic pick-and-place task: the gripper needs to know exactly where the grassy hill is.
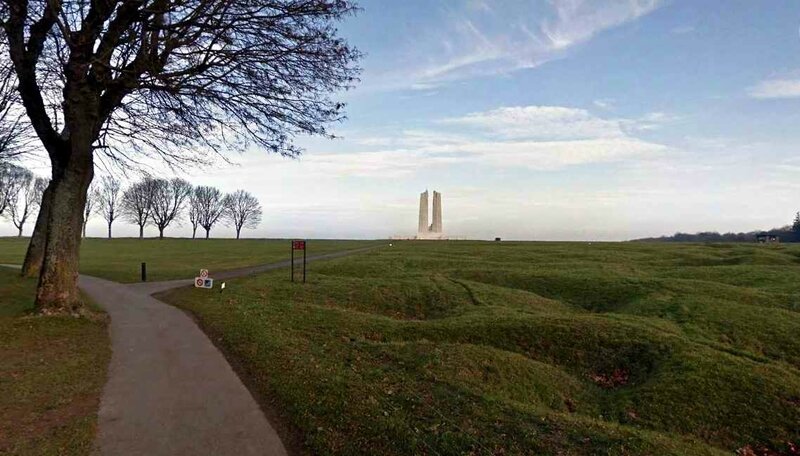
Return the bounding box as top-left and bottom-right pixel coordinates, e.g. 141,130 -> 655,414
158,241 -> 800,455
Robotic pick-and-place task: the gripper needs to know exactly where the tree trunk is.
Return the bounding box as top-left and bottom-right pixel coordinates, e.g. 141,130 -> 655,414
192,226 -> 197,239
34,145 -> 93,314
107,222 -> 112,239
159,227 -> 164,239
205,228 -> 210,239
236,228 -> 241,239
82,221 -> 87,238
139,224 -> 144,239
21,184 -> 53,277
17,225 -> 23,237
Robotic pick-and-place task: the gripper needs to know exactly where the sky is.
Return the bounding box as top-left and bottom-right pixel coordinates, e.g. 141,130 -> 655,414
5,0 -> 800,240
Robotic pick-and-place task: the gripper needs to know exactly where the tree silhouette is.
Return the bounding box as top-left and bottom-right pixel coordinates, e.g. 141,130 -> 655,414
121,178 -> 157,239
194,186 -> 225,239
6,171 -> 46,236
223,190 -> 263,239
96,177 -> 122,239
150,178 -> 192,239
82,183 -> 97,238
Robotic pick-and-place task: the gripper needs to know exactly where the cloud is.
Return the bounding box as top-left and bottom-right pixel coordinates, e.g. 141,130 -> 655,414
540,0 -> 663,50
440,105 -> 676,139
381,0 -> 665,89
593,99 -> 615,109
747,78 -> 800,99
295,105 -> 669,177
440,105 -> 629,140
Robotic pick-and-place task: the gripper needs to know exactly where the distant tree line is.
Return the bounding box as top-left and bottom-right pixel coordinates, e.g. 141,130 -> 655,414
634,231 -> 770,243
634,213 -> 800,243
3,166 -> 262,239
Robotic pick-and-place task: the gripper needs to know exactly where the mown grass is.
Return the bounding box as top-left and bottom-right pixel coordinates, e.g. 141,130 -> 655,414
0,267 -> 110,455
158,241 -> 800,455
0,237 -> 378,282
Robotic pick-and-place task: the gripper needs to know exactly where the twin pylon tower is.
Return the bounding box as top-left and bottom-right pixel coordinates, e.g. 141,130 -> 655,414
418,190 -> 443,239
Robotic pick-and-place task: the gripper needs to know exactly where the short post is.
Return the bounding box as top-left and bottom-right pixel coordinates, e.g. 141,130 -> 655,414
141,262 -> 147,282
291,239 -> 307,283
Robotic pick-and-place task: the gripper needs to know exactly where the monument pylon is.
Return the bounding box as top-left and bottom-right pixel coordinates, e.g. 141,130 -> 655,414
418,190 -> 429,233
417,189 -> 444,239
431,191 -> 442,233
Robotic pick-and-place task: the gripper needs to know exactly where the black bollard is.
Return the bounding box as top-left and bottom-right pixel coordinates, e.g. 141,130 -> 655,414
141,262 -> 147,282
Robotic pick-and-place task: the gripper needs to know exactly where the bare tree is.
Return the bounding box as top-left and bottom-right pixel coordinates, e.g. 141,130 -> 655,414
223,190 -> 263,240
96,177 -> 122,239
0,161 -> 25,215
150,178 -> 192,239
6,173 -> 46,236
194,186 -> 225,239
121,178 -> 157,239
83,183 -> 98,238
187,188 -> 200,239
1,1 -> 360,313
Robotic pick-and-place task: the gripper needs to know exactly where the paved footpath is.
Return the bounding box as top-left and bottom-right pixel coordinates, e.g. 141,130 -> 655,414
76,246 -> 377,456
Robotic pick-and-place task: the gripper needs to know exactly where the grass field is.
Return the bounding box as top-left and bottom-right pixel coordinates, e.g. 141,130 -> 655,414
0,237 -> 379,282
159,241 -> 800,455
0,267 -> 110,455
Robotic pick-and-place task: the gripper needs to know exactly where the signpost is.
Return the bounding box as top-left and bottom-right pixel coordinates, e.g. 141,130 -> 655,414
291,240 -> 307,283
194,277 -> 214,288
195,269 -> 213,289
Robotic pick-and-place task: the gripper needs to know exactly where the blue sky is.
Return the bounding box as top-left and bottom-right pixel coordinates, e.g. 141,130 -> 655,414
6,0 -> 800,240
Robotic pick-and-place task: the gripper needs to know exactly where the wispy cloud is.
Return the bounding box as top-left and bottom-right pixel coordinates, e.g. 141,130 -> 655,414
375,0 -> 665,89
593,98 -> 615,109
540,0 -> 663,50
747,78 -> 800,99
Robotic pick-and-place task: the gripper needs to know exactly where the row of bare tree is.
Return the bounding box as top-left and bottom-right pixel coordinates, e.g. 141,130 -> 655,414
3,166 -> 262,240
88,176 -> 262,240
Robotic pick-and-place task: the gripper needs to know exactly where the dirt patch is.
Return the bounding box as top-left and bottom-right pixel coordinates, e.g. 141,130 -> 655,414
589,368 -> 630,388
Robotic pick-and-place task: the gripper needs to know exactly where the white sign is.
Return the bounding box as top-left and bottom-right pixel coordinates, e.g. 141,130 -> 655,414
194,277 -> 214,289
200,269 -> 209,278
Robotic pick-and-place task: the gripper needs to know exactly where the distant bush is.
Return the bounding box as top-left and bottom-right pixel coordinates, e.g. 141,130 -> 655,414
634,226 -> 799,243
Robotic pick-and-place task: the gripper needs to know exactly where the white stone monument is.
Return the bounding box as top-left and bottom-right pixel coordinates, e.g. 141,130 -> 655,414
417,190 -> 445,239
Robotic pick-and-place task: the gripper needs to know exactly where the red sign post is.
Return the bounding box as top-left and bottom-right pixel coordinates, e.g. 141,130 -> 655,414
291,240 -> 307,283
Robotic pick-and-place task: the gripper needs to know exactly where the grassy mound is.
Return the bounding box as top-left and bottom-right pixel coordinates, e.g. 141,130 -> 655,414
160,241 -> 800,455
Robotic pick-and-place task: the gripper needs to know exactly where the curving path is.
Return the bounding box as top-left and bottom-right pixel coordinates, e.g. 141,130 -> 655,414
77,246 -> 377,456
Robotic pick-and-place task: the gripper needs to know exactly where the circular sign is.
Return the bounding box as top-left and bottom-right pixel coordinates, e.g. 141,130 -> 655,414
200,269 -> 209,278
195,278 -> 204,287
